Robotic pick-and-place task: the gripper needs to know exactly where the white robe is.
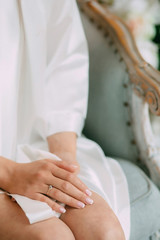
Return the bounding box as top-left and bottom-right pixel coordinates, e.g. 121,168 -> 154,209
0,0 -> 130,239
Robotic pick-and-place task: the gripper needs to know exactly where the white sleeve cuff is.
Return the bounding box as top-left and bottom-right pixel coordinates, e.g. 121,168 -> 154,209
46,111 -> 85,138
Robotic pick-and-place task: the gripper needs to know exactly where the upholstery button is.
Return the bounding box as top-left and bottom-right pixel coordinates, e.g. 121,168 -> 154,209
136,158 -> 141,162
131,140 -> 136,145
114,49 -> 118,54
123,83 -> 128,88
125,68 -> 129,73
126,121 -> 131,126
123,102 -> 129,107
109,40 -> 113,45
97,25 -> 102,30
89,18 -> 94,23
104,32 -> 109,37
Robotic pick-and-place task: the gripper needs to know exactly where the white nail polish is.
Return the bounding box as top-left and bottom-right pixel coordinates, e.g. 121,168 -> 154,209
60,207 -> 66,213
71,164 -> 78,168
86,197 -> 94,205
77,202 -> 85,208
86,189 -> 92,196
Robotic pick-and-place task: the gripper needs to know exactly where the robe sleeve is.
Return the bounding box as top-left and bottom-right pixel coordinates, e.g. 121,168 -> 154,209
45,0 -> 89,138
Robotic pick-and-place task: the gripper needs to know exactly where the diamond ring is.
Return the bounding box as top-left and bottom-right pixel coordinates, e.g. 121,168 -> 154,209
46,185 -> 53,195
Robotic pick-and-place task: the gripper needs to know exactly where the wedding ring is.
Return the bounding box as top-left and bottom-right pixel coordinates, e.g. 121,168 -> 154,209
46,185 -> 53,195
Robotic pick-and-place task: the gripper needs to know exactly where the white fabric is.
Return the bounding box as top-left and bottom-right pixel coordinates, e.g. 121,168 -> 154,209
0,0 -> 130,239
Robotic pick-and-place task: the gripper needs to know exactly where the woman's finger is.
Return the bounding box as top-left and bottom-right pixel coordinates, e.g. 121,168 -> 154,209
47,186 -> 86,209
47,177 -> 94,206
51,164 -> 92,197
46,159 -> 78,173
35,193 -> 66,214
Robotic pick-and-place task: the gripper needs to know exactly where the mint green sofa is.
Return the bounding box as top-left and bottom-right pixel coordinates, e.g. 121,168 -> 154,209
78,1 -> 160,239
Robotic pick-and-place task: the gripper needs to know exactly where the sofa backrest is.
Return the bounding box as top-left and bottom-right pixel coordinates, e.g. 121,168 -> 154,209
80,7 -> 139,162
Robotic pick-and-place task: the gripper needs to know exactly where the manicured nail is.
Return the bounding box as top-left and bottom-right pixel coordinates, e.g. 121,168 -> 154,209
86,197 -> 94,205
77,202 -> 85,208
60,207 -> 66,213
86,189 -> 92,196
71,164 -> 78,168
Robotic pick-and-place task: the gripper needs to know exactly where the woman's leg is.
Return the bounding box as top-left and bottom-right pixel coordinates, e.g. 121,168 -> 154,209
60,191 -> 125,240
0,194 -> 75,240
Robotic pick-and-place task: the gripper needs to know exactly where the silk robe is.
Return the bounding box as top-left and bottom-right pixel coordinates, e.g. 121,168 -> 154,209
0,0 -> 130,239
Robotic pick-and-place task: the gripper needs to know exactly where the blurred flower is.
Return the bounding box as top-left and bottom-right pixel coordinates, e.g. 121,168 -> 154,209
136,40 -> 159,67
101,0 -> 160,68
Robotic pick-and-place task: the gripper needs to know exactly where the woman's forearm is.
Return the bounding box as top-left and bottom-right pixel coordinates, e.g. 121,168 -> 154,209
0,132 -> 78,192
47,132 -> 77,163
0,156 -> 16,191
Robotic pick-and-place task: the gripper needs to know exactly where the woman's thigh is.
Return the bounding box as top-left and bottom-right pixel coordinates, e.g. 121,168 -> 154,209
0,194 -> 75,240
60,191 -> 125,240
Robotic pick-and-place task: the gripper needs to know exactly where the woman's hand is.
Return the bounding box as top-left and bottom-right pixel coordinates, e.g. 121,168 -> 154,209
47,132 -> 80,174
51,151 -> 80,175
7,158 -> 93,213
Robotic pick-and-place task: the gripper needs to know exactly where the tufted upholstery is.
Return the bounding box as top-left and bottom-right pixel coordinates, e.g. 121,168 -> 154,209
79,3 -> 160,239
81,11 -> 138,162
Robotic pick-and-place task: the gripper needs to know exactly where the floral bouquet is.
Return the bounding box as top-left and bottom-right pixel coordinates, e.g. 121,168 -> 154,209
100,0 -> 160,68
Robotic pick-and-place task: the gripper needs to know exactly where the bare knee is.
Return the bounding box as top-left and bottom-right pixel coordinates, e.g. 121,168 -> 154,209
30,229 -> 75,240
31,231 -> 75,240
28,219 -> 75,240
102,225 -> 125,240
0,195 -> 75,240
94,215 -> 125,240
61,192 -> 125,240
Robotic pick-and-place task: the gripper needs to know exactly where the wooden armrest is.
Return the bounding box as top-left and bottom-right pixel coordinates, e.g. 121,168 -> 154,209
77,0 -> 160,116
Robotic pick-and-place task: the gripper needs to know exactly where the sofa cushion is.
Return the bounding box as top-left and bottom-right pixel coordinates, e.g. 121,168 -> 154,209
118,159 -> 160,240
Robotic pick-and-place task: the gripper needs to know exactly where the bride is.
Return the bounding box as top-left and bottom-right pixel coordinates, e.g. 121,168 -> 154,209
0,0 -> 130,239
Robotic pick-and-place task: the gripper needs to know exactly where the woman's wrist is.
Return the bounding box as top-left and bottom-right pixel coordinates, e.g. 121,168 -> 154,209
0,156 -> 17,191
52,150 -> 80,174
47,132 -> 77,160
47,132 -> 80,173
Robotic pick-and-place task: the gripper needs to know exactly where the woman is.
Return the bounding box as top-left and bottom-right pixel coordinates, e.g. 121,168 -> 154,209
0,0 -> 130,239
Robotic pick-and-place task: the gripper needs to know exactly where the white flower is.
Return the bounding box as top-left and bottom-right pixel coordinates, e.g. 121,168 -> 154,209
136,40 -> 159,68
106,0 -> 160,36
105,0 -> 160,22
127,13 -> 156,40
101,0 -> 160,68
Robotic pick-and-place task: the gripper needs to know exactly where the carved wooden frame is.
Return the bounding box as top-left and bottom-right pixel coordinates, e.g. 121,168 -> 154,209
78,0 -> 160,188
78,0 -> 160,116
